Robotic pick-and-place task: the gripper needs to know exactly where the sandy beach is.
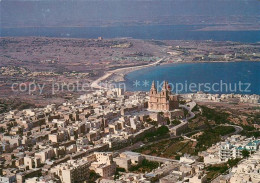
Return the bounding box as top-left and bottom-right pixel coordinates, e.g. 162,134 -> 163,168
91,57 -> 166,89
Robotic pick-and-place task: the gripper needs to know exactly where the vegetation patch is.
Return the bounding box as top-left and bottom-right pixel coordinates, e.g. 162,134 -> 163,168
142,126 -> 170,142
89,170 -> 101,183
134,138 -> 196,159
240,129 -> 260,138
191,104 -> 200,112
114,168 -> 126,180
206,158 -> 241,181
129,159 -> 159,173
195,126 -> 235,153
171,120 -> 181,126
200,106 -> 230,124
0,98 -> 36,114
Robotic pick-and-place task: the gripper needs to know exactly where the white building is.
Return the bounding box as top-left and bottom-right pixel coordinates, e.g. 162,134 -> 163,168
229,150 -> 260,183
50,159 -> 90,183
219,139 -> 260,162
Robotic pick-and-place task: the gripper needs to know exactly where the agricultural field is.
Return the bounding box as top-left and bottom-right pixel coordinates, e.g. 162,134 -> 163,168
134,126 -> 236,158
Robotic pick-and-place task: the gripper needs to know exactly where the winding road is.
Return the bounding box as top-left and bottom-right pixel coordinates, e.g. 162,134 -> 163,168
179,101 -> 196,121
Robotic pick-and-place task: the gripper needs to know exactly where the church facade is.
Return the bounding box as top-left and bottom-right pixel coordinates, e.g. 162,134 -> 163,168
148,81 -> 179,111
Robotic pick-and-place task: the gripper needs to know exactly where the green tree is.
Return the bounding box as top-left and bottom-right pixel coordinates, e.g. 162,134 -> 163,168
242,149 -> 250,158
157,126 -> 169,136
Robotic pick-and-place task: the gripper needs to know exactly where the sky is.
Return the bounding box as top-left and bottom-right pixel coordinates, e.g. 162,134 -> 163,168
1,0 -> 259,28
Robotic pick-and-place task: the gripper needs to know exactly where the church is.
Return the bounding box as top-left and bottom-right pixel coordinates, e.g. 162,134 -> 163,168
148,81 -> 179,111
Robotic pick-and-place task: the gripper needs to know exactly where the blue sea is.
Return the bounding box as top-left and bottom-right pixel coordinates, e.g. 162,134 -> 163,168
124,61 -> 260,95
1,25 -> 259,94
1,25 -> 260,43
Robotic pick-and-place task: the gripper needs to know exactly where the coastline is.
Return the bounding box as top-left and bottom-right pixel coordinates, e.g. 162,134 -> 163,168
90,57 -> 165,89
91,59 -> 258,90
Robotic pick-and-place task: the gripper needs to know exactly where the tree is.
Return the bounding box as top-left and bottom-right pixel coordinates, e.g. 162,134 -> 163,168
167,118 -> 170,125
242,149 -> 250,158
157,126 -> 169,136
89,170 -> 101,183
227,158 -> 241,167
